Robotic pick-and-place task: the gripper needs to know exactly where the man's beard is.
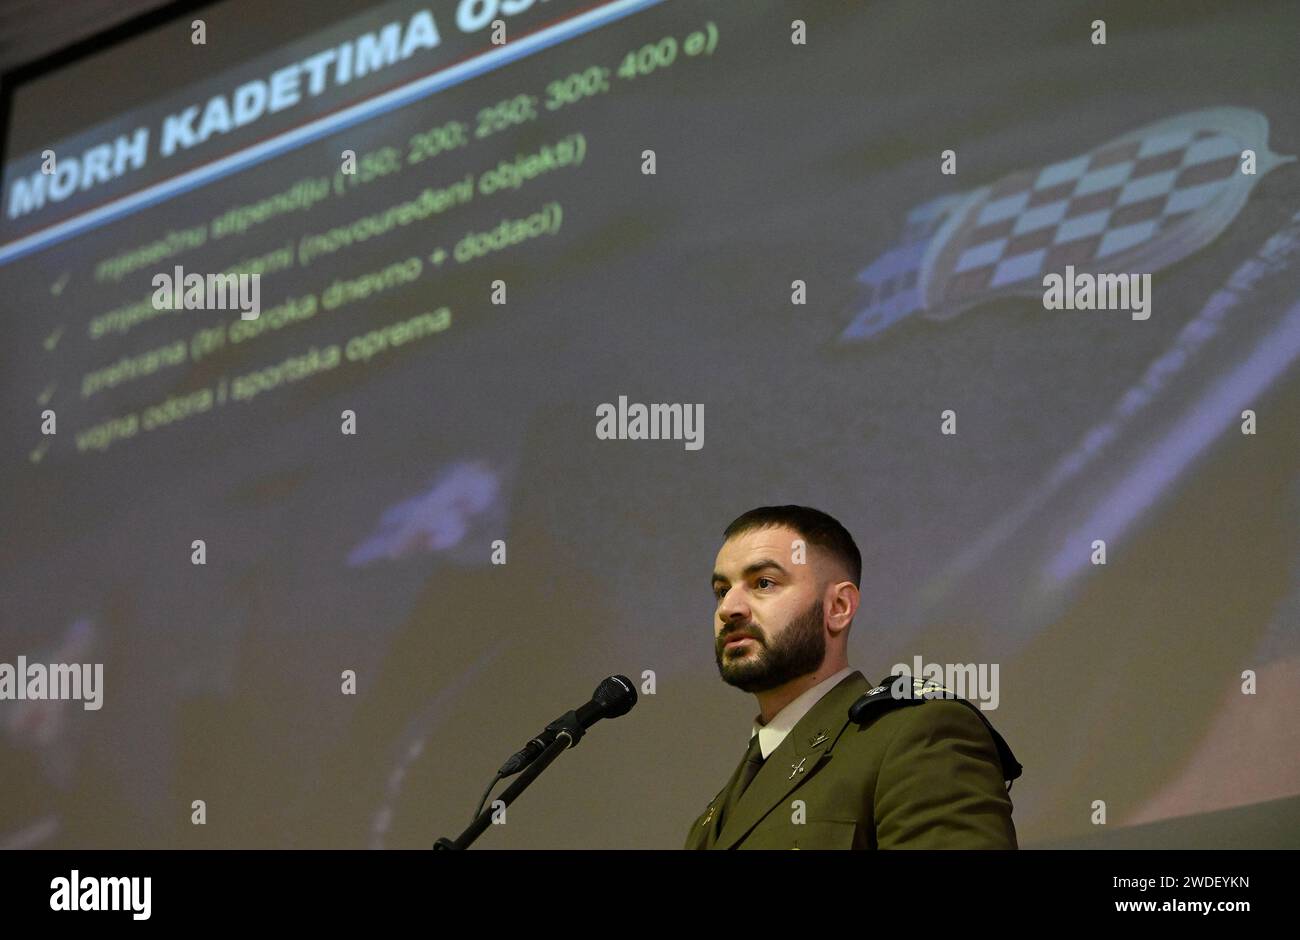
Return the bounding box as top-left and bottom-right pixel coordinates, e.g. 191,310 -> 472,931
715,598 -> 825,693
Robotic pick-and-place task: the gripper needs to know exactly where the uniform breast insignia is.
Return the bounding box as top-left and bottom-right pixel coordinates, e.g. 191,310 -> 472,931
700,804 -> 715,827
788,756 -> 808,779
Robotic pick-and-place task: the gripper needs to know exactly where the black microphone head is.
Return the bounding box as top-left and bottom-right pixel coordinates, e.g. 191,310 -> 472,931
593,675 -> 637,718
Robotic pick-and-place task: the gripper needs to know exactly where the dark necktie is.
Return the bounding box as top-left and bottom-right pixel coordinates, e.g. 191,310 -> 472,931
711,735 -> 766,842
735,734 -> 766,800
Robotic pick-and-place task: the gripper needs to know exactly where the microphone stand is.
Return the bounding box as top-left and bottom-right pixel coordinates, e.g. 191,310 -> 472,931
432,710 -> 585,850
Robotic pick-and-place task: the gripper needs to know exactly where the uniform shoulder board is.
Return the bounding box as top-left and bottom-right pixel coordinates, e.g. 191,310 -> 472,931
847,674 -> 1023,784
851,674 -> 948,714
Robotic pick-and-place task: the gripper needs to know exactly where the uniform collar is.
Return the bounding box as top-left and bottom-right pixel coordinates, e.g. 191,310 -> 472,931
749,665 -> 856,759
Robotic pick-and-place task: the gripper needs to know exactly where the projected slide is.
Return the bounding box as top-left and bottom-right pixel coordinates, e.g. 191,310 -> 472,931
1,0 -> 1298,848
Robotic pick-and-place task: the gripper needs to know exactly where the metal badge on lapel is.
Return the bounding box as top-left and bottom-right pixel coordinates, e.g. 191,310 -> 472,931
807,730 -> 828,748
838,107 -> 1294,342
788,756 -> 808,780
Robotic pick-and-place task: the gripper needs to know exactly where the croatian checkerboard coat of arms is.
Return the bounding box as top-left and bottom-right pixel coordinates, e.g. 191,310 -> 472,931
839,107 -> 1295,342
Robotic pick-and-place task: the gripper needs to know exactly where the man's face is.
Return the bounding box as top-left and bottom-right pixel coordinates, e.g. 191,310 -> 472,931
711,526 -> 827,693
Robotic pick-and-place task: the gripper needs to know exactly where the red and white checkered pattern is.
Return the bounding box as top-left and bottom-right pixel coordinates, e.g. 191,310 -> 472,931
928,129 -> 1240,308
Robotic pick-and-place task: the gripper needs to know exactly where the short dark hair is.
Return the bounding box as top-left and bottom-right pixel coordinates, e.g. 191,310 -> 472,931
722,505 -> 861,587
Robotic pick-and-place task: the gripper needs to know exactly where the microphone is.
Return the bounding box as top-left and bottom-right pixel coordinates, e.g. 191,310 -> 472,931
497,675 -> 637,776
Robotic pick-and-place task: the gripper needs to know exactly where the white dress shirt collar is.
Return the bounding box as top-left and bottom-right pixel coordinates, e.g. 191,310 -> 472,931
749,666 -> 855,759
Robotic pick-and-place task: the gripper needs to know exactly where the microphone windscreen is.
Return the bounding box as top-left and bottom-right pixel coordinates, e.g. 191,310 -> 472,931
593,675 -> 636,717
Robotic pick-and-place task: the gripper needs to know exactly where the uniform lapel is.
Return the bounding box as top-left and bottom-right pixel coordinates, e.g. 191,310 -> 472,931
688,764 -> 744,849
715,671 -> 868,849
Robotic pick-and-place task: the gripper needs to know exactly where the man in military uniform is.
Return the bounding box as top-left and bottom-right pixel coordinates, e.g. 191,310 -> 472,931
687,505 -> 1017,849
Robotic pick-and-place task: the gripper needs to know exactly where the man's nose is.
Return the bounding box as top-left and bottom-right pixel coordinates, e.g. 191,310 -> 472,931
717,590 -> 749,625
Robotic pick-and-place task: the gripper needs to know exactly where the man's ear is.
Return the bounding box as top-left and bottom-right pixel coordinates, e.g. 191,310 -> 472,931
827,579 -> 859,631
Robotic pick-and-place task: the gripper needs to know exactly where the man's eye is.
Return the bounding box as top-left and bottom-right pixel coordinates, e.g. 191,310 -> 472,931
715,578 -> 774,599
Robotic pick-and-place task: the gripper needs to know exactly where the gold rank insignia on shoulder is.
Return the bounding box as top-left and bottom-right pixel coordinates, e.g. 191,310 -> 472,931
911,676 -> 953,697
848,673 -> 956,723
883,674 -> 956,700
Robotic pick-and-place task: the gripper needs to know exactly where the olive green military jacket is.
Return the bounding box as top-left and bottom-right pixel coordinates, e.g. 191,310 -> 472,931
684,670 -> 1017,849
